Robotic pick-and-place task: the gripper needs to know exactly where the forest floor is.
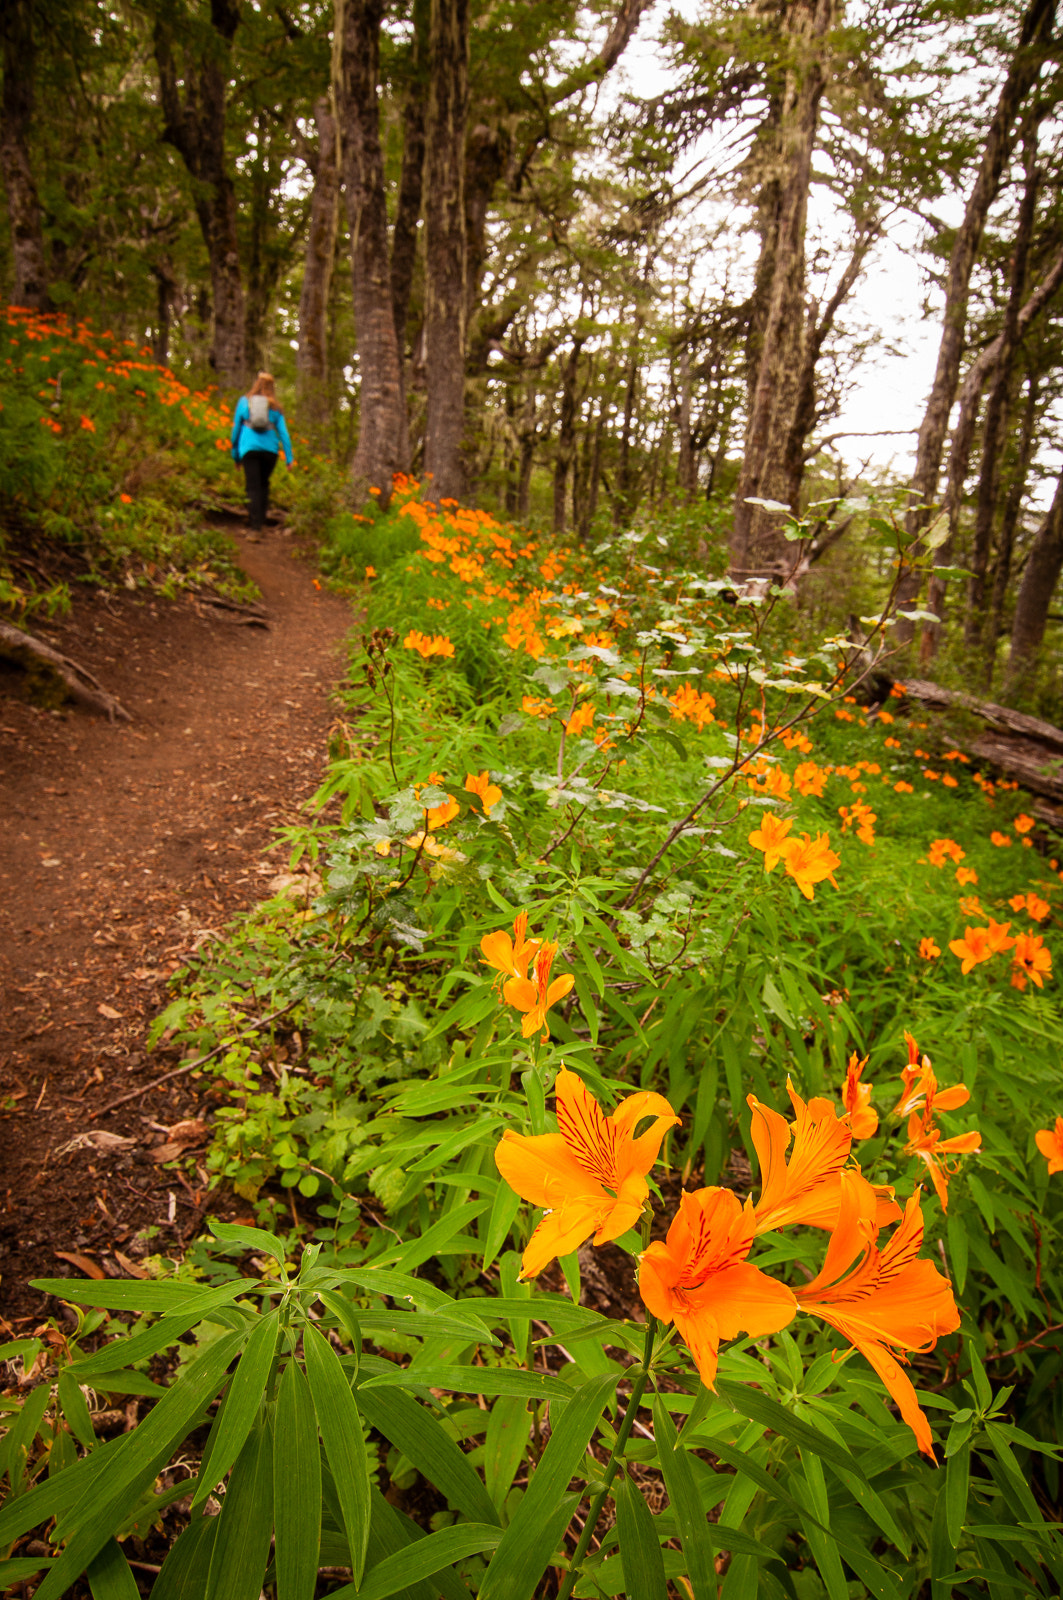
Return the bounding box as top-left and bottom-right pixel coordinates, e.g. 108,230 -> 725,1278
0,515 -> 354,1325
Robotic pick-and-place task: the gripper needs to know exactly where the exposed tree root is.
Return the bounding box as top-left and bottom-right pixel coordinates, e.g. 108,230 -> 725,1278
0,618 -> 132,721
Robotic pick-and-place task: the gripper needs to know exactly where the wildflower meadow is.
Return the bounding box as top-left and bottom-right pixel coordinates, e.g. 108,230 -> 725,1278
4,325 -> 1063,1598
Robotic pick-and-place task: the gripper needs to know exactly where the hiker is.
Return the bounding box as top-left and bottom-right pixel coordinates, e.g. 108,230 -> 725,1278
230,372 -> 294,531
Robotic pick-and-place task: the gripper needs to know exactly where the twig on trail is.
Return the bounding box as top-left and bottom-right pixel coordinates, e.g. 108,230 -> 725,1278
97,947 -> 347,1115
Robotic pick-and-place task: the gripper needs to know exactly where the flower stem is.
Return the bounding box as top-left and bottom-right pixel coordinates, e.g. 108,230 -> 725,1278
556,1315 -> 657,1600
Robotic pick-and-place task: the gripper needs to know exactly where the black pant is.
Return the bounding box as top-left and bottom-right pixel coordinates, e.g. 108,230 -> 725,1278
242,451 -> 277,530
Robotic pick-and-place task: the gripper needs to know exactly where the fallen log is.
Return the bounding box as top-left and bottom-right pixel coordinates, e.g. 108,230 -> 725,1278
897,676 -> 1063,819
0,618 -> 132,722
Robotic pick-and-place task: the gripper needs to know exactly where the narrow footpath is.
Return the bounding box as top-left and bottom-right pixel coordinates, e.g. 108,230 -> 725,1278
0,523 -> 354,1321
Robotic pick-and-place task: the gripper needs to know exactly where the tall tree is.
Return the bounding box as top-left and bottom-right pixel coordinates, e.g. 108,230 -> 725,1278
333,0 -> 409,497
0,0 -> 49,310
423,0 -> 470,501
153,0 -> 247,384
897,0 -> 1056,617
730,0 -> 836,578
296,95 -> 340,425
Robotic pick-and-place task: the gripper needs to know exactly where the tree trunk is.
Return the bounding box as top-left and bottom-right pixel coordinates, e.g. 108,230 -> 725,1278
1005,469 -> 1063,696
151,259 -> 178,367
965,126 -> 1040,647
423,0 -> 469,502
552,339 -> 583,536
897,0 -> 1055,613
985,374 -> 1040,686
0,0 -> 49,310
297,96 -> 340,427
731,0 -> 834,577
920,232 -> 1063,660
153,0 -> 246,386
614,330 -> 641,528
335,0 -> 409,500
676,344 -> 696,501
390,8 -> 428,362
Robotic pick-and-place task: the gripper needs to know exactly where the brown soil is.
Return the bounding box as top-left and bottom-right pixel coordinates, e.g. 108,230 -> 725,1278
0,520 -> 355,1326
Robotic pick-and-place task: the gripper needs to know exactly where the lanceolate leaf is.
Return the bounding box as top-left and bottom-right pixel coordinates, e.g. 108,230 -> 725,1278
715,1381 -> 867,1484
360,1365 -> 569,1401
147,1518 -> 220,1600
85,1538 -> 140,1600
478,1372 -> 617,1600
329,1524 -> 505,1600
615,1471 -> 667,1600
29,1277 -> 248,1316
303,1322 -> 372,1587
204,1416 -> 275,1600
651,1397 -> 715,1600
191,1308 -> 279,1509
356,1383 -> 500,1526
274,1357 -> 322,1600
33,1329 -> 244,1600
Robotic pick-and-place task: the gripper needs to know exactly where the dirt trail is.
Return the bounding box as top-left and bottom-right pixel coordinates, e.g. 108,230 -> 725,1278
0,523 -> 354,1321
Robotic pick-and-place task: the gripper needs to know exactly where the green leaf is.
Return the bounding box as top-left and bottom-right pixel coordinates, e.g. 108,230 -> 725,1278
148,1517 -> 219,1600
651,1397 -> 715,1600
208,1217 -> 290,1266
304,1322 -> 372,1587
76,1371 -> 168,1400
274,1358 -> 322,1600
330,1523 -> 504,1600
205,1415 -> 274,1600
86,1538 -> 140,1600
356,1382 -> 500,1526
387,1198 -> 491,1273
947,1212 -> 969,1294
0,1380 -> 50,1489
478,1373 -> 616,1600
30,1277 -> 248,1315
795,1455 -> 848,1600
361,1364 -> 570,1401
58,1369 -> 97,1452
715,1381 -> 866,1485
482,1182 -> 523,1273
33,1329 -> 244,1600
615,1470 -> 667,1600
945,1439 -> 970,1547
69,1296 -> 246,1378
317,1288 -> 364,1353
484,1394 -> 530,1516
191,1308 -> 279,1509
0,1559 -> 53,1585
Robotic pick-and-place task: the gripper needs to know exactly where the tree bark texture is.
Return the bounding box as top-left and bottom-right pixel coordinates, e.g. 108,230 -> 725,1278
552,339 -> 584,536
1006,469 -> 1063,696
898,0 -> 1055,609
334,0 -> 409,499
154,0 -> 246,385
985,374 -> 1040,684
964,127 -> 1041,647
730,0 -> 834,577
0,0 -> 49,310
297,96 -> 340,425
423,0 -> 470,502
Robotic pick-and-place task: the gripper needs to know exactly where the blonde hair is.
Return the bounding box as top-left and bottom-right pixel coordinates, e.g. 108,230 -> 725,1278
247,371 -> 283,411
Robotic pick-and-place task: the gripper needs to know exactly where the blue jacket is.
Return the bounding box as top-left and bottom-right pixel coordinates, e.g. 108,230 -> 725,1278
231,395 -> 294,464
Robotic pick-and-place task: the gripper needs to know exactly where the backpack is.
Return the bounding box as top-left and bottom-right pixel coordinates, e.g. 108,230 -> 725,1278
248,393 -> 272,432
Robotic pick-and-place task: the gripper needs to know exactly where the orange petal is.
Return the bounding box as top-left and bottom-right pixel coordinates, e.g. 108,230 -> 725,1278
673,1305 -> 723,1388
520,1197 -> 607,1278
495,1130 -> 601,1209
932,1084 -> 970,1112
684,1261 -> 797,1342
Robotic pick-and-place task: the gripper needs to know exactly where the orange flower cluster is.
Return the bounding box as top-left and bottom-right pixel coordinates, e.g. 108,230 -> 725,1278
496,1070 -> 957,1457
748,815 -> 840,900
1036,1117 -> 1063,1173
838,799 -> 876,845
481,913 -> 575,1040
927,837 -> 964,868
403,630 -> 455,659
896,1033 -> 980,1210
667,683 -> 717,729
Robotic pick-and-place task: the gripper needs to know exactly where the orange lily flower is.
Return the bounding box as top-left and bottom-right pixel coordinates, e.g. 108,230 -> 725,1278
841,1053 -> 878,1140
891,1033 -> 970,1118
1012,932 -> 1052,990
748,1081 -> 899,1235
796,1171 -> 960,1458
949,925 -> 991,974
503,940 -> 575,1039
481,911 -> 539,987
903,1065 -> 980,1211
748,812 -> 793,871
495,1067 -> 679,1278
1035,1117 -> 1063,1174
984,918 -> 1015,955
781,832 -> 840,900
638,1187 -> 797,1388
465,769 -> 502,816
918,937 -> 940,960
